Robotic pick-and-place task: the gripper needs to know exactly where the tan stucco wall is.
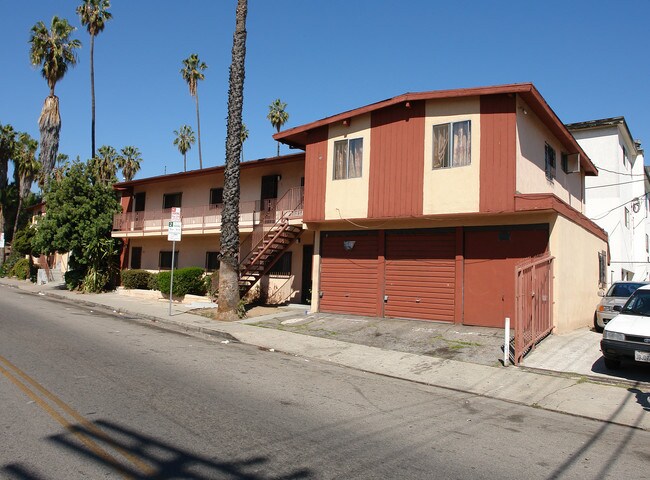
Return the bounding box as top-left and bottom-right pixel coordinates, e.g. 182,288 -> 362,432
423,97 -> 481,215
515,97 -> 584,212
549,215 -> 606,333
324,114 -> 371,220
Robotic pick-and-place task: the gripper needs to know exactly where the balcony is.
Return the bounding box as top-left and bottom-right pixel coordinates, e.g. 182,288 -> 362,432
112,186 -> 303,237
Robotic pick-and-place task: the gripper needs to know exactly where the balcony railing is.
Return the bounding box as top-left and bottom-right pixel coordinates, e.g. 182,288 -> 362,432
112,187 -> 304,235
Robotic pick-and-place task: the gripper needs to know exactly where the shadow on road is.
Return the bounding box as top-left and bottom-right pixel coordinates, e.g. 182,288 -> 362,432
4,419 -> 312,480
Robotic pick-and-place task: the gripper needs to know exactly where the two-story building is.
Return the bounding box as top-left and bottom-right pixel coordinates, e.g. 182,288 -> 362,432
566,117 -> 648,286
275,83 -> 608,337
112,153 -> 312,304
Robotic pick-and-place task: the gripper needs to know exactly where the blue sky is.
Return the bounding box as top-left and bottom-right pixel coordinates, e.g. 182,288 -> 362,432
1,0 -> 648,181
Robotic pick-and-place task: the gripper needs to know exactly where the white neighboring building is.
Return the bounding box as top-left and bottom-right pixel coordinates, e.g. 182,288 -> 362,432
567,117 -> 649,287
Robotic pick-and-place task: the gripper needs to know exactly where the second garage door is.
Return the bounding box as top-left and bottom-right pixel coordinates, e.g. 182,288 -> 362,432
384,230 -> 456,322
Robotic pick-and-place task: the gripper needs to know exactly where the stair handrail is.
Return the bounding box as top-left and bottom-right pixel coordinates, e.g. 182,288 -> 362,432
239,187 -> 303,269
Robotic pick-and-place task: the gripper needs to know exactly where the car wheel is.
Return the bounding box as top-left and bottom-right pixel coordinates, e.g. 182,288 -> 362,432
594,314 -> 603,333
604,358 -> 621,370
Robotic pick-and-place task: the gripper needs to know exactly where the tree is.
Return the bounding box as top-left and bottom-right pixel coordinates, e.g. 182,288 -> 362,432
12,133 -> 40,240
32,160 -> 121,292
217,0 -> 248,319
240,122 -> 249,161
77,0 -> 112,159
180,54 -> 207,169
51,153 -> 70,184
117,146 -> 142,181
267,98 -> 289,156
0,124 -> 17,248
29,17 -> 81,182
173,125 -> 195,172
90,144 -> 118,184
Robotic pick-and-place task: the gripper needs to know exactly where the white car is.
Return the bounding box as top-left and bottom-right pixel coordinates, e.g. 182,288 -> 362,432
594,281 -> 648,332
601,284 -> 650,369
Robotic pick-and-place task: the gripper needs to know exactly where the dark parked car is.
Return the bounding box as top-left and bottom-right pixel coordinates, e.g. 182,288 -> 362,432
594,281 -> 648,332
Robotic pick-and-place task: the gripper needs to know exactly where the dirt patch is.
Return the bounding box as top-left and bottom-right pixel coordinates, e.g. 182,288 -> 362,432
191,305 -> 294,321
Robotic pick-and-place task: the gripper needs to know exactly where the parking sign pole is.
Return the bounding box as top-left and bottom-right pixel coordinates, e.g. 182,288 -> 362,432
169,241 -> 176,316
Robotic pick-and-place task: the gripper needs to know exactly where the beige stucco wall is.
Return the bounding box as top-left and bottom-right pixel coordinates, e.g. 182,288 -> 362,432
423,97 -> 481,215
324,114 -> 371,220
549,215 -> 606,333
515,97 -> 584,212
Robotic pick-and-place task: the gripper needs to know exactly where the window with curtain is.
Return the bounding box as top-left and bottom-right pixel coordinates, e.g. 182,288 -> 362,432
333,138 -> 363,179
433,120 -> 471,169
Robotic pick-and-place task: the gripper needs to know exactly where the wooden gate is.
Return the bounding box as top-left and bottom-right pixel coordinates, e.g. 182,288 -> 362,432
513,255 -> 554,365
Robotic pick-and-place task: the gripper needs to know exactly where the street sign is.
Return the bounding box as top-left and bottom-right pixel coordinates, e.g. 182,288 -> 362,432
171,207 -> 181,222
167,221 -> 182,241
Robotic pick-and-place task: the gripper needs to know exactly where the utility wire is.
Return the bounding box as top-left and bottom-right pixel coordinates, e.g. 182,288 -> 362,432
589,192 -> 649,221
585,178 -> 646,189
595,165 -> 646,177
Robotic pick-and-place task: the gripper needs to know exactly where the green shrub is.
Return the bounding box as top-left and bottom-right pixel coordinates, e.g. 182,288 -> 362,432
121,269 -> 153,289
10,258 -> 30,280
0,251 -> 22,277
64,269 -> 86,291
147,272 -> 159,291
157,267 -> 207,297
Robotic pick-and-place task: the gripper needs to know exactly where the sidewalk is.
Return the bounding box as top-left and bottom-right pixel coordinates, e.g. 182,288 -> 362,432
1,277 -> 649,430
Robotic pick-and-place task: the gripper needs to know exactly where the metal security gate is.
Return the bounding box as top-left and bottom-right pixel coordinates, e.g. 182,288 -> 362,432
513,255 -> 554,365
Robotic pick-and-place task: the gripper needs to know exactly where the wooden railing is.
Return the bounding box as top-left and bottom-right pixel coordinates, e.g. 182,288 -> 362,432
239,187 -> 304,265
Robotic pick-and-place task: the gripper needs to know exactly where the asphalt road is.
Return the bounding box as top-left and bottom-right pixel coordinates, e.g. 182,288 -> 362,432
1,284 -> 648,479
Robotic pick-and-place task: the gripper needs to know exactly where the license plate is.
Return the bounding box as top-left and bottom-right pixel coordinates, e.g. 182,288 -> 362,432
634,351 -> 650,362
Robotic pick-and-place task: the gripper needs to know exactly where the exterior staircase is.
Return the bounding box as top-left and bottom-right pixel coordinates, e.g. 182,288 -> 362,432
238,218 -> 302,297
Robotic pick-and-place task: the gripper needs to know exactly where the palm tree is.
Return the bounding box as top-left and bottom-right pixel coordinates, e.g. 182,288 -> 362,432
29,16 -> 81,182
218,0 -> 248,319
0,124 -> 16,259
173,125 -> 195,172
240,123 -> 249,161
13,133 -> 40,239
180,54 -> 207,169
91,144 -> 118,185
51,153 -> 70,184
267,98 -> 289,156
77,0 -> 112,160
117,145 -> 142,181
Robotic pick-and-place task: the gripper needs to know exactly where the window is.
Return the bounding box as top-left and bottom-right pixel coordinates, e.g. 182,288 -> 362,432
206,251 -> 220,272
598,251 -> 607,287
624,207 -> 630,228
622,145 -> 627,168
432,120 -> 471,169
210,188 -> 223,206
163,192 -> 182,210
269,252 -> 292,276
159,251 -> 178,270
333,138 -> 363,179
130,247 -> 142,269
560,153 -> 569,174
545,143 -> 556,180
646,234 -> 648,253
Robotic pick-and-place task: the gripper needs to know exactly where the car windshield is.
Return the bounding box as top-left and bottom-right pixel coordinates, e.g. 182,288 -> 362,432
621,290 -> 650,316
607,282 -> 646,298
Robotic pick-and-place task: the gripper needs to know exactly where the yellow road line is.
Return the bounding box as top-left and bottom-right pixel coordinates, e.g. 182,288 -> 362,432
0,354 -> 154,477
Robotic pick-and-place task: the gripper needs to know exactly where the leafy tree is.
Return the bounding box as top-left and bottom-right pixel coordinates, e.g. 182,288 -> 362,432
32,160 -> 121,292
267,98 -> 289,156
117,145 -> 142,181
240,122 -> 249,161
0,124 -> 17,247
13,133 -> 40,239
218,0 -> 248,319
29,17 -> 81,181
173,125 -> 195,172
90,144 -> 118,184
51,153 -> 70,184
77,0 -> 112,159
180,53 -> 207,169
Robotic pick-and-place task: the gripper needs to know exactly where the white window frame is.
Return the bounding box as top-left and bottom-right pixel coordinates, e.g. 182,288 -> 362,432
333,138 -> 363,180
432,120 -> 472,169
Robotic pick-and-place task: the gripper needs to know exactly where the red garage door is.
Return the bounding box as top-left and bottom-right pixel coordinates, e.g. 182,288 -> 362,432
320,232 -> 379,317
464,226 -> 548,328
384,230 -> 456,322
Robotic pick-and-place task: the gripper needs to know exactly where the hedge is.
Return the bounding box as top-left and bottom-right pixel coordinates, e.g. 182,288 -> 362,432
121,269 -> 153,290
157,267 -> 207,297
10,258 -> 30,280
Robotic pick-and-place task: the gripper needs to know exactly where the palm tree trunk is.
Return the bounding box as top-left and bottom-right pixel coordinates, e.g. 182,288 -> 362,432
12,191 -> 23,242
90,33 -> 96,159
38,95 -> 61,182
195,91 -> 203,169
276,141 -> 280,157
218,0 -> 248,319
183,153 -> 187,172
